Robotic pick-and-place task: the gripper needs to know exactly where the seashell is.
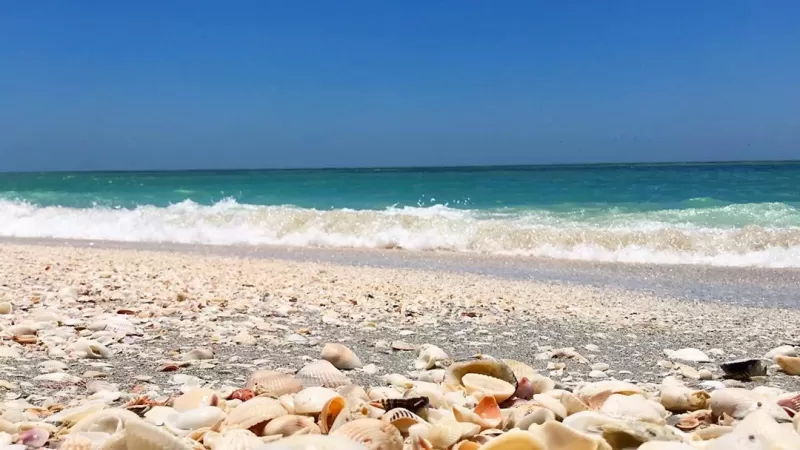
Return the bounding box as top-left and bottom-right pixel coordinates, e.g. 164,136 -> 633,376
666,348 -> 711,363
164,406 -> 226,436
513,377 -> 535,400
35,371 -> 85,385
719,358 -> 768,380
205,428 -> 263,450
0,302 -> 11,315
638,444 -> 696,449
600,421 -> 684,448
414,345 -> 449,370
708,388 -> 762,419
124,417 -> 194,450
562,411 -> 625,436
778,393 -> 800,417
600,394 -> 668,424
382,374 -> 414,389
765,345 -> 797,360
532,393 -> 568,420
181,348 -> 214,361
476,429 -> 545,450
293,387 -> 342,415
295,360 -> 352,388
452,395 -> 502,430
382,408 -> 426,435
245,370 -> 303,397
444,356 -> 517,389
691,424 -> 733,440
144,406 -> 177,426
561,391 -> 590,416
70,408 -> 140,434
12,334 -> 37,345
511,405 -> 556,430
173,388 -> 219,412
45,402 -> 107,425
227,389 -> 255,402
19,427 -> 49,447
39,360 -> 69,374
73,338 -> 112,359
370,397 -> 429,414
319,395 -> 347,433
529,420 -> 610,450
57,431 -> 118,450
673,409 -> 713,431
261,414 -> 319,437
659,377 -> 710,413
503,359 -> 555,395
224,397 -> 288,432
461,373 -> 515,403
0,347 -> 20,358
254,434 -> 370,449
452,440 -> 480,450
4,324 -> 37,338
330,418 -> 404,450
706,409 -> 800,449
777,355 -> 800,375
321,343 -> 363,370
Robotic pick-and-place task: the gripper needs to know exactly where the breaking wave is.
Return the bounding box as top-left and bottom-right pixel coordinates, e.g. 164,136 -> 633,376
1,198 -> 799,268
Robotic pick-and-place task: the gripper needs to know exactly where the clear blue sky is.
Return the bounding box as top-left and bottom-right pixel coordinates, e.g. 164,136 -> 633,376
1,1 -> 798,171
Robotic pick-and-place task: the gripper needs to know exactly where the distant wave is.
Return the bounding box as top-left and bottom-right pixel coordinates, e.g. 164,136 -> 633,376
0,198 -> 799,268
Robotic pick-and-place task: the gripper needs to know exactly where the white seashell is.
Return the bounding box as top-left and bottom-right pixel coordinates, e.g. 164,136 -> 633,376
368,386 -> 404,401
293,387 -> 342,415
124,417 -> 194,450
659,377 -> 710,413
665,348 -> 711,363
144,406 -> 177,426
70,408 -> 140,434
296,360 -> 352,388
765,345 -> 797,360
205,429 -> 264,450
164,406 -> 226,435
246,370 -> 303,397
382,374 -> 414,389
709,388 -> 763,419
262,414 -> 320,437
0,302 -> 11,315
38,360 -> 68,373
476,429 -> 545,450
600,394 -> 668,424
172,388 -> 219,412
73,338 -> 112,359
414,345 -> 449,370
254,434 -> 369,450
224,397 -> 288,431
461,373 -> 516,403
321,343 -> 363,370
533,393 -> 568,420
330,418 -> 404,450
706,409 -> 800,449
529,420 -> 609,450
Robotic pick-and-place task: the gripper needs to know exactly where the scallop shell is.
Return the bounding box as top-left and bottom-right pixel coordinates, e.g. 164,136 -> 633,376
414,345 -> 449,370
295,360 -> 352,388
461,373 -> 516,403
560,391 -> 590,416
321,343 -> 363,370
261,414 -> 319,437
575,380 -> 643,406
205,429 -> 263,450
293,387 -> 342,415
57,431 -> 121,450
382,408 -> 427,435
73,339 -> 112,359
245,370 -> 303,397
173,388 -> 219,412
444,356 -> 517,389
529,420 -> 610,450
223,397 -> 288,431
600,394 -> 668,424
124,417 -> 193,450
777,355 -> 800,375
254,434 -> 370,450
330,418 -> 404,450
503,359 -> 554,394
476,429 -> 545,450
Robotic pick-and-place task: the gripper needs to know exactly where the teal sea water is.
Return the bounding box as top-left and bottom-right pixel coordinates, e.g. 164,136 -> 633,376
1,162 -> 799,267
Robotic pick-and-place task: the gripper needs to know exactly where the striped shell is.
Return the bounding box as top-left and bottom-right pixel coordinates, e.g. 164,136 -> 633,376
321,343 -> 363,370
382,408 -> 427,435
330,418 -> 404,450
224,397 -> 288,430
461,373 -> 516,403
295,360 -> 352,388
245,370 -> 303,397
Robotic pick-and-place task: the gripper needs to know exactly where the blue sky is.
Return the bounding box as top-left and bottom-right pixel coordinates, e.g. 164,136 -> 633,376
0,1 -> 798,171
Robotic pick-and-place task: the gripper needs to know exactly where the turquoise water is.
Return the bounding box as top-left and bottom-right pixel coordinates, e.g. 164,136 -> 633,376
1,162 -> 799,267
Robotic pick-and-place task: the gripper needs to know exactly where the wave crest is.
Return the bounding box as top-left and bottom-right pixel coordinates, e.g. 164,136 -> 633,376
0,198 -> 799,267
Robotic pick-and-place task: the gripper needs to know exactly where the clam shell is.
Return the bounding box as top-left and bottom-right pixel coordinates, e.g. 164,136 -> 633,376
224,397 -> 288,430
453,396 -> 502,430
511,405 -> 556,430
124,417 -> 193,450
293,387 -> 342,415
262,414 -> 319,437
461,373 -> 515,403
73,338 -> 112,359
321,343 -> 363,370
600,394 -> 668,424
777,355 -> 800,375
295,360 -> 352,388
444,356 -> 517,389
330,418 -> 404,450
246,370 -> 303,397
503,359 -> 555,395
45,402 -> 107,425
381,408 -> 427,435
254,434 -> 370,449
476,429 -> 545,450
173,388 -> 219,412
706,410 -> 800,448
562,411 -> 625,436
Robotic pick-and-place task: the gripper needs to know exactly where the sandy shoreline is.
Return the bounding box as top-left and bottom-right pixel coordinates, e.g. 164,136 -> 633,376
2,240 -> 800,446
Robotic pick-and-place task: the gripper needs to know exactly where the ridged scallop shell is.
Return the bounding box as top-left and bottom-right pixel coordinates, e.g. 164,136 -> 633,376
124,417 -> 193,450
415,345 -> 449,370
293,387 -> 342,415
444,356 -> 517,389
224,397 -> 288,430
321,343 -> 363,370
461,373 -> 516,403
73,339 -> 112,359
164,406 -> 226,435
254,434 -> 370,449
245,370 -> 303,397
382,408 -> 426,435
600,394 -> 668,424
205,429 -> 264,450
295,360 -> 352,388
262,414 -> 319,437
777,355 -> 800,375
172,388 -> 219,412
529,420 -> 609,450
477,429 -> 545,450
330,418 -> 404,450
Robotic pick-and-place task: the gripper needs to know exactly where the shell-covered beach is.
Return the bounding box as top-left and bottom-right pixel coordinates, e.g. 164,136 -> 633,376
1,242 -> 800,448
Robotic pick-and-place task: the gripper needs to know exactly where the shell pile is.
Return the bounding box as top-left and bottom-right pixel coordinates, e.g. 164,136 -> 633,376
1,346 -> 800,448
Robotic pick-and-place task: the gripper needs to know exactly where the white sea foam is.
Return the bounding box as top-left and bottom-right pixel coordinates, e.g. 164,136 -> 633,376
1,198 -> 799,268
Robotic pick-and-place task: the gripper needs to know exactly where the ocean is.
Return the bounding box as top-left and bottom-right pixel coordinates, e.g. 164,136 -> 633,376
1,162 -> 799,268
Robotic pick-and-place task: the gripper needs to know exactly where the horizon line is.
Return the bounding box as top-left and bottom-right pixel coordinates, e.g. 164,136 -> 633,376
2,158 -> 800,175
